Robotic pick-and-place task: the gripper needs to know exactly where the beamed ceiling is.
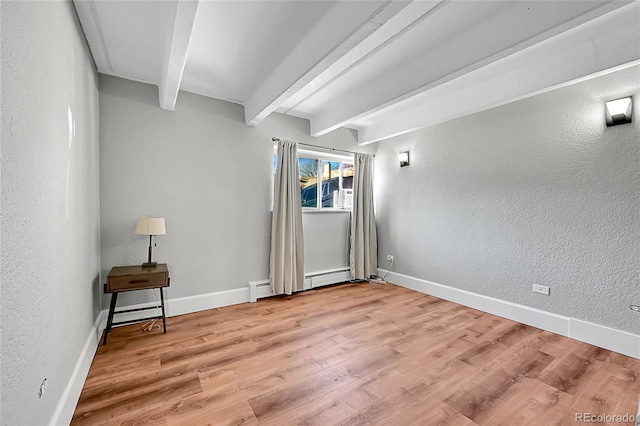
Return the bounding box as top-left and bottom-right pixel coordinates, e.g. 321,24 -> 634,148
74,0 -> 640,145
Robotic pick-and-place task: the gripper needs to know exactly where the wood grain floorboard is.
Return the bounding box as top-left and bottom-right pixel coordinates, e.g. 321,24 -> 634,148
72,283 -> 640,425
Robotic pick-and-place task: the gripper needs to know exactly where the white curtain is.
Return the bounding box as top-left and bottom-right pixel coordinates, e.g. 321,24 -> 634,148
270,139 -> 305,295
350,153 -> 378,279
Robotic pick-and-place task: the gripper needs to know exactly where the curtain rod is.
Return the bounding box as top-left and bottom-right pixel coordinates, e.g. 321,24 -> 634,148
272,137 -> 374,157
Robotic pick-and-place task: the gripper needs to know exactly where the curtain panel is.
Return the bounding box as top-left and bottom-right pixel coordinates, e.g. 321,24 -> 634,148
270,139 -> 305,295
350,153 -> 378,280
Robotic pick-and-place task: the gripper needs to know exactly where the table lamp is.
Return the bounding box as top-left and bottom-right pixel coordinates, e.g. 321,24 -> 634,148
135,216 -> 166,268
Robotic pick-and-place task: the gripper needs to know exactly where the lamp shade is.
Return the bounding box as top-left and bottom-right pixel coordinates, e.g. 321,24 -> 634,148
135,217 -> 166,235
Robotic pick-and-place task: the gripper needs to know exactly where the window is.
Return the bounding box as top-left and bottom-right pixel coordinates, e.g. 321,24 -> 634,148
274,148 -> 354,209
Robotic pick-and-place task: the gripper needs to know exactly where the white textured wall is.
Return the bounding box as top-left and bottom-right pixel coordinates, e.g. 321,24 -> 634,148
303,211 -> 351,273
99,75 -> 374,307
1,1 -> 101,424
375,66 -> 640,334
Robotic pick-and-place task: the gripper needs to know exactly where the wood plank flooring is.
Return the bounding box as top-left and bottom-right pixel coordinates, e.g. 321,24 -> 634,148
72,283 -> 640,425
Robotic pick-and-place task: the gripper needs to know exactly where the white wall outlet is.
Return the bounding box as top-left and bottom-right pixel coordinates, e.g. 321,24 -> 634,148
38,378 -> 47,398
532,284 -> 550,295
387,255 -> 394,262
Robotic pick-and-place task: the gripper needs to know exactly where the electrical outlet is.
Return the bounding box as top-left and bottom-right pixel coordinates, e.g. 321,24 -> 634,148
387,255 -> 394,262
38,378 -> 47,398
630,305 -> 640,312
532,284 -> 550,295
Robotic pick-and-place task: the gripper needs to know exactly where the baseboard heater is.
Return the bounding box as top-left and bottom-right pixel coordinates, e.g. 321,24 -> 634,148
248,267 -> 351,302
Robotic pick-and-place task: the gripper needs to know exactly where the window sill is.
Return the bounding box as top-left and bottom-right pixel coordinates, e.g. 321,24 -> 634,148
302,208 -> 351,214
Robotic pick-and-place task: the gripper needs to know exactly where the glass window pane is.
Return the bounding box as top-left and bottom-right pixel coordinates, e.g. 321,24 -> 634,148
299,158 -> 318,207
322,161 -> 340,207
342,163 -> 354,189
301,185 -> 317,208
272,155 -> 354,208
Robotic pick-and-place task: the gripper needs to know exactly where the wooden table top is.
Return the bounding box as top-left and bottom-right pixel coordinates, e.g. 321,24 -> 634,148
108,264 -> 168,277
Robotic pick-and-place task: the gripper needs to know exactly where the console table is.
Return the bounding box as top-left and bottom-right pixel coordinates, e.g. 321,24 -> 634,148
103,264 -> 170,345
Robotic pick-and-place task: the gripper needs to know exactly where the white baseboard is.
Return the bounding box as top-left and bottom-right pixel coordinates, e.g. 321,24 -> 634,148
380,270 -> 640,359
309,270 -> 351,288
249,279 -> 273,303
569,318 -> 640,360
249,269 -> 352,302
166,287 -> 249,317
50,311 -> 103,426
100,287 -> 250,330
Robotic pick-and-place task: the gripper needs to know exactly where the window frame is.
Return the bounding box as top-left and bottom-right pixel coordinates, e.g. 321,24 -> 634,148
273,146 -> 354,211
298,149 -> 353,211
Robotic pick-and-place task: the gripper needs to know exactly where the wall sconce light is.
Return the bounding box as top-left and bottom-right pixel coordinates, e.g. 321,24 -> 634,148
605,96 -> 633,127
135,216 -> 166,268
397,151 -> 410,167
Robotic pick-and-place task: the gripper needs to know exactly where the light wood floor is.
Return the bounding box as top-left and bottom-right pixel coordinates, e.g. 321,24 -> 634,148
72,283 -> 640,426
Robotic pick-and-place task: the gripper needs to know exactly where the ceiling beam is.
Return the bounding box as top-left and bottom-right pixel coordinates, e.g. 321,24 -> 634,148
158,0 -> 200,111
356,2 -> 640,144
310,1 -> 632,139
275,0 -> 446,115
243,0 -> 431,127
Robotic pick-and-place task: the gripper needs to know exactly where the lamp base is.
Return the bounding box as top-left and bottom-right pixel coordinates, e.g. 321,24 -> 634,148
142,262 -> 158,268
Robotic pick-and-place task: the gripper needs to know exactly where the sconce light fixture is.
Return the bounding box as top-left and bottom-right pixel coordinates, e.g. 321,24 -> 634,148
605,96 -> 633,127
135,216 -> 166,268
397,151 -> 410,167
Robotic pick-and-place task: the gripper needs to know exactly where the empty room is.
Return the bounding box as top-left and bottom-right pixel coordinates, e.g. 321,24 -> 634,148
2,0 -> 639,425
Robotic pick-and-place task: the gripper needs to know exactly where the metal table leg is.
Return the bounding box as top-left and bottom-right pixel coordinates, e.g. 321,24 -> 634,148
103,292 -> 119,345
160,287 -> 167,333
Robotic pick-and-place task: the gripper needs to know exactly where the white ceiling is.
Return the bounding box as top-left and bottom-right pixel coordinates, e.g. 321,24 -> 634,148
74,0 -> 640,145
